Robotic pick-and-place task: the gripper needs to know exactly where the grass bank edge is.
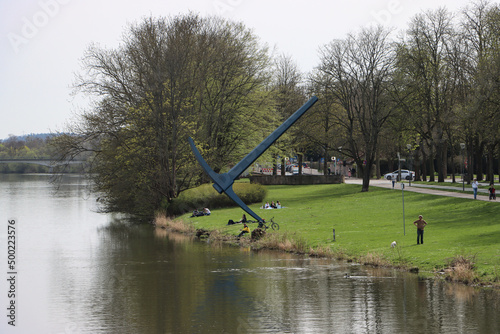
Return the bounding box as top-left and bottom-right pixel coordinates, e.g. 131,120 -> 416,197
155,183 -> 500,287
156,215 -> 498,287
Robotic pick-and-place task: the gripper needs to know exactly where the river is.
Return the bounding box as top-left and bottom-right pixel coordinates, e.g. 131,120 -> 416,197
0,174 -> 498,334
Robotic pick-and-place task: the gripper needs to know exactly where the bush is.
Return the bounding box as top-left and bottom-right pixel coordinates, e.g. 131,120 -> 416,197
444,254 -> 477,284
166,182 -> 267,216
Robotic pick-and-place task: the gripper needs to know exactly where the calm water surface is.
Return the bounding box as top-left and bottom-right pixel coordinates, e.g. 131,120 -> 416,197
0,174 -> 498,334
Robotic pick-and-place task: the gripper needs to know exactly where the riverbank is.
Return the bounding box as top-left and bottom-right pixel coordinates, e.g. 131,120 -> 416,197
158,183 -> 500,288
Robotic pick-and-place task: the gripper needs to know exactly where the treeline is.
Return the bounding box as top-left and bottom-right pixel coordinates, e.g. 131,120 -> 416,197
0,135 -> 54,173
305,0 -> 500,191
54,1 -> 500,218
0,134 -> 54,158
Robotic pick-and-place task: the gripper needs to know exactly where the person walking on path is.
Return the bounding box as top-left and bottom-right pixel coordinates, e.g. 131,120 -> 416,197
413,215 -> 428,245
472,179 -> 479,199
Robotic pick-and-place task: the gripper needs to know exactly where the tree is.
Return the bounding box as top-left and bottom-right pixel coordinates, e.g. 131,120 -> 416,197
191,18 -> 272,175
53,14 -> 271,219
396,8 -> 458,182
271,54 -> 306,175
304,70 -> 342,175
317,26 -> 396,191
461,0 -> 500,182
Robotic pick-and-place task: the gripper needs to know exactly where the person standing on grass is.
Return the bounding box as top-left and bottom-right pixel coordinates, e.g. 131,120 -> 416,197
413,215 -> 427,245
472,178 -> 479,199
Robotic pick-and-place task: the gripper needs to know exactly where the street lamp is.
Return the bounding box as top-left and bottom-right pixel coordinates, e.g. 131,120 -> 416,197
460,143 -> 466,191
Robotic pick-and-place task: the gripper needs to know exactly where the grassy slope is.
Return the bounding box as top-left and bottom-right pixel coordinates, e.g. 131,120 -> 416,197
180,183 -> 500,281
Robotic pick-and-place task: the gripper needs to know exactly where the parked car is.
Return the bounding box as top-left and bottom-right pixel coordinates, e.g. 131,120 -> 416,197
383,169 -> 415,181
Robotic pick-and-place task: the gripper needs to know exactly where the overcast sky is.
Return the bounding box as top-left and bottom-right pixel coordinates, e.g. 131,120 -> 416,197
0,0 -> 480,139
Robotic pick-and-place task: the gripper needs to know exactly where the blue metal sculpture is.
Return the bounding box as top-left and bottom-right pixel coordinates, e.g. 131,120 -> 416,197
189,96 -> 318,223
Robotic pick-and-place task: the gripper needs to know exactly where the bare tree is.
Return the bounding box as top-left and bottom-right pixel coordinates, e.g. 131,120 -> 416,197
271,54 -> 306,175
395,8 -> 457,182
461,0 -> 500,182
317,26 -> 396,191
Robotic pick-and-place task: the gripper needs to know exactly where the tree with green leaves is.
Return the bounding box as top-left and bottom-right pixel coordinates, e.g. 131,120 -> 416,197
53,14 -> 271,219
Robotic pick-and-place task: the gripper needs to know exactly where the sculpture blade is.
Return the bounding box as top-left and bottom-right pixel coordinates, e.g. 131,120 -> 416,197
188,96 -> 318,223
227,96 -> 318,180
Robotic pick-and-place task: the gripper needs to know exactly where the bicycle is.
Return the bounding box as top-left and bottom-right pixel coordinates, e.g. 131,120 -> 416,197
258,217 -> 279,231
245,218 -> 279,231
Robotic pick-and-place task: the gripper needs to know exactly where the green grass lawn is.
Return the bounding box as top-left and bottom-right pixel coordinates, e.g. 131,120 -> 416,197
179,183 -> 500,283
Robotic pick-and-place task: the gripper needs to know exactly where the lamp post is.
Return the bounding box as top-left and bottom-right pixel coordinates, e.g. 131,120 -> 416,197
460,143 -> 466,191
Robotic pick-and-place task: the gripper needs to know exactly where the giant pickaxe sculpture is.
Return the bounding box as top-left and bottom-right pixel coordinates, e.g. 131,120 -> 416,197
189,96 -> 318,223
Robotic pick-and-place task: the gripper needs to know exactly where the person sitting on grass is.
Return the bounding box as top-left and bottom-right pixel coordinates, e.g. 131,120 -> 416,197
237,224 -> 250,239
191,209 -> 205,217
203,208 -> 211,215
239,214 -> 247,223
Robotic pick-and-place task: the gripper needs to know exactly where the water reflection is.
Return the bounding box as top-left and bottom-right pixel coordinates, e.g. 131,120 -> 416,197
91,225 -> 500,334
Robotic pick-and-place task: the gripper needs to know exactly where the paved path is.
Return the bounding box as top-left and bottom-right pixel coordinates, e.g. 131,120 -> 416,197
344,178 -> 497,202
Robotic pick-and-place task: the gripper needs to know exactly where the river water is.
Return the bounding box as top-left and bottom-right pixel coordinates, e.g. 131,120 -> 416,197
0,174 -> 498,334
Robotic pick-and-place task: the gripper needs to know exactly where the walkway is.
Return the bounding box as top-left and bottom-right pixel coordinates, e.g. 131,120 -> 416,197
344,178 -> 497,202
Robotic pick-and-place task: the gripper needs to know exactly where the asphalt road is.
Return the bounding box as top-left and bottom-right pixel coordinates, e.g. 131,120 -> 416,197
344,178 -> 497,202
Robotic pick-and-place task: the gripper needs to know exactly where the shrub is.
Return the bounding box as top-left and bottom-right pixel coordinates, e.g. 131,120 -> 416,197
154,215 -> 195,234
360,252 -> 391,267
166,182 -> 267,215
254,232 -> 309,254
309,245 -> 334,258
444,254 -> 477,285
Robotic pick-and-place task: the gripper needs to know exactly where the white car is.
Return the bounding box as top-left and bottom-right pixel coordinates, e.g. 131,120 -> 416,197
384,169 -> 415,181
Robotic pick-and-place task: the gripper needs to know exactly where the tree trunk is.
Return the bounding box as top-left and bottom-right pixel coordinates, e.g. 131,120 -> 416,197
414,147 -> 421,181
451,146 -> 456,183
422,149 -> 428,182
272,154 -> 278,176
323,151 -> 328,176
361,165 -> 371,192
476,141 -> 484,181
442,141 -> 448,180
467,139 -> 473,184
298,154 -> 303,175
429,145 -> 436,182
436,141 -> 444,182
487,144 -> 494,183
376,150 -> 381,179
281,157 -> 286,176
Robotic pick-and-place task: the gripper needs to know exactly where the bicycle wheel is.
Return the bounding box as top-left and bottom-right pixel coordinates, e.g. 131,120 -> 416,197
271,222 -> 279,230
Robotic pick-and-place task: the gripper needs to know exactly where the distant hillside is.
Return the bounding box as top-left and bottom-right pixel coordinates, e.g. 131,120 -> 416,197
1,133 -> 56,142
